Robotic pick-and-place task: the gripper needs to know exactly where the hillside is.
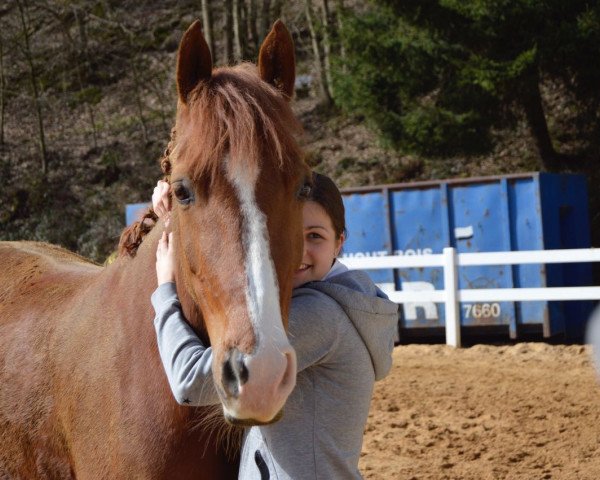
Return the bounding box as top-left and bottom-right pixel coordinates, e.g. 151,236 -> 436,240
0,1 -> 598,262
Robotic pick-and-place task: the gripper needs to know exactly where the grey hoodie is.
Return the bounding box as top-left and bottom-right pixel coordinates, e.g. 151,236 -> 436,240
239,270 -> 398,480
151,268 -> 399,479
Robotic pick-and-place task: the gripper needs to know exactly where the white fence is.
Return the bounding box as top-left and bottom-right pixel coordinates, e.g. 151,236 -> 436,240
341,248 -> 600,347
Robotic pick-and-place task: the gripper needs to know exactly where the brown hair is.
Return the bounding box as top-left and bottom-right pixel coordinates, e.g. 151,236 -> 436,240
307,172 -> 346,240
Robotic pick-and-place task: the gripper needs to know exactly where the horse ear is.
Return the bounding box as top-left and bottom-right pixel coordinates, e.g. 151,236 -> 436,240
177,20 -> 212,105
258,20 -> 296,100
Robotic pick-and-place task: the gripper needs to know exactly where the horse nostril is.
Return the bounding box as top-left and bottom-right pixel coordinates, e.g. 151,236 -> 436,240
222,348 -> 249,398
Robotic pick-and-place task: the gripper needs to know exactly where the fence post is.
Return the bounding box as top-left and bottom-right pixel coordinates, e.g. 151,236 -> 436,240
443,247 -> 461,347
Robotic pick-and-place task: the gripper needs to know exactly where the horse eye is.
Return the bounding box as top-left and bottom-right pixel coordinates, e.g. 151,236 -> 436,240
173,183 -> 193,205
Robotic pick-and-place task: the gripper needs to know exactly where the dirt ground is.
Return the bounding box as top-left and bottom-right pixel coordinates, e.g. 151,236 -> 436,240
360,343 -> 600,480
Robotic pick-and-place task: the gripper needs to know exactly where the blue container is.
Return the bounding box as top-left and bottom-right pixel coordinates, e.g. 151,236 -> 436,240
126,202 -> 151,226
340,173 -> 594,340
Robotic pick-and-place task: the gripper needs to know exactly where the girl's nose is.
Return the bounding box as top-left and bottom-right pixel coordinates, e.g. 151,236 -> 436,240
301,243 -> 309,261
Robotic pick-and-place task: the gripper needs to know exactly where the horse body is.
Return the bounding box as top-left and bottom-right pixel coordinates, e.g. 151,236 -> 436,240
0,236 -> 237,478
0,241 -> 101,478
0,20 -> 307,479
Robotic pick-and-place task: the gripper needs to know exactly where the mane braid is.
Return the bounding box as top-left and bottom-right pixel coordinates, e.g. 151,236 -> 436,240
117,129 -> 175,258
117,209 -> 159,258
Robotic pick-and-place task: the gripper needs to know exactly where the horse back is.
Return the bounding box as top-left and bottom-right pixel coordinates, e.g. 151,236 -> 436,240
0,241 -> 100,317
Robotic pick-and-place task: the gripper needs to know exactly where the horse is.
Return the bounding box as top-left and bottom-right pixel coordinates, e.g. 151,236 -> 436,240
0,20 -> 311,479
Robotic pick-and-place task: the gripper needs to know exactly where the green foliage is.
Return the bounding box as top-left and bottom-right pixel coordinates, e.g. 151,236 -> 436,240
76,86 -> 103,105
333,4 -> 495,156
334,0 -> 600,160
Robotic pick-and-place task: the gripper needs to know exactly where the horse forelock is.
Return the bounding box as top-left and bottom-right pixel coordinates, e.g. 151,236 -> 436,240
174,63 -> 304,185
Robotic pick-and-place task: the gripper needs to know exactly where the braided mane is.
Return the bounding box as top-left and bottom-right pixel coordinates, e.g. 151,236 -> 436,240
117,129 -> 174,257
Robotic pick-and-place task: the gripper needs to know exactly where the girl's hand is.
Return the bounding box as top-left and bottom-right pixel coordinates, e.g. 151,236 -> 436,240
153,180 -> 171,224
156,231 -> 176,285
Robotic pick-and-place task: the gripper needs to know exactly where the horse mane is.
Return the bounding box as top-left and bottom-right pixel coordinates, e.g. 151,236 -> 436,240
117,129 -> 174,258
118,63 -> 303,258
117,209 -> 159,257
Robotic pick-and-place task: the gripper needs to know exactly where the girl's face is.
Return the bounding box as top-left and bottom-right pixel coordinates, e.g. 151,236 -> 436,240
292,201 -> 344,288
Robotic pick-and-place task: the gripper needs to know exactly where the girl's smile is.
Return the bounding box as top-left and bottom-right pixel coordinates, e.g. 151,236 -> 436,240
293,201 -> 344,288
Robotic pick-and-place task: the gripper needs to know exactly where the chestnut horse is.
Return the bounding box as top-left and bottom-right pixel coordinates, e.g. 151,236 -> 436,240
0,20 -> 310,479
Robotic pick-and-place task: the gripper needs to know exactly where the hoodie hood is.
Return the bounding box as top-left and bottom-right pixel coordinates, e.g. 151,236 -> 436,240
304,270 -> 399,380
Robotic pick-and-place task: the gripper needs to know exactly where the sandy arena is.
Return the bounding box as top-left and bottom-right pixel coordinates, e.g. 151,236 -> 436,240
360,343 -> 600,479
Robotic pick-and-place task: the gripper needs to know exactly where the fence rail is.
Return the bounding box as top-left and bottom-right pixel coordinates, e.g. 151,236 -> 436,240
340,248 -> 600,347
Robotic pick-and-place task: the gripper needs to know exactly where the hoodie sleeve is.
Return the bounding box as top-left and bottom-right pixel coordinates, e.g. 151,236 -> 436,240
151,282 -> 220,406
287,287 -> 347,373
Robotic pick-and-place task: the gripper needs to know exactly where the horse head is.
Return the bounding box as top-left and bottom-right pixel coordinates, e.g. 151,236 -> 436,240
168,20 -> 311,426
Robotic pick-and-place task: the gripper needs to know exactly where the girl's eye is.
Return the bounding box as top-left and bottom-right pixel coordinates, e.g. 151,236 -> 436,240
297,182 -> 312,200
307,232 -> 322,240
173,183 -> 193,205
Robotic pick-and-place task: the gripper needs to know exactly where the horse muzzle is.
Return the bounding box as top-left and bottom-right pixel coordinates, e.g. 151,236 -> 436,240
217,343 -> 297,425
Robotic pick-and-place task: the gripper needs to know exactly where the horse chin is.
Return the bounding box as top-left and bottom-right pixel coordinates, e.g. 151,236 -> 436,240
223,409 -> 284,427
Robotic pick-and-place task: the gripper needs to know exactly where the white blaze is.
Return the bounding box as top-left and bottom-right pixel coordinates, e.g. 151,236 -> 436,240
226,160 -> 291,356
224,159 -> 296,421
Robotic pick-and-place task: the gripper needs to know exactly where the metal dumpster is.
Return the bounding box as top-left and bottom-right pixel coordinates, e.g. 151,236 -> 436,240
340,172 -> 594,340
125,203 -> 151,226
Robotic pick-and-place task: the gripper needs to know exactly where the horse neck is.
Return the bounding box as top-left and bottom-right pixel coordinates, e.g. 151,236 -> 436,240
119,224 -> 207,341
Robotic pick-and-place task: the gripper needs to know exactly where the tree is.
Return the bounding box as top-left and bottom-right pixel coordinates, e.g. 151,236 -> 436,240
0,32 -> 6,146
71,4 -> 99,148
41,1 -> 100,148
232,0 -> 245,61
16,0 -> 49,174
335,0 -> 600,170
247,0 -> 259,55
224,0 -> 233,64
305,0 -> 332,105
318,0 -> 334,98
201,0 -> 215,58
257,0 -> 271,44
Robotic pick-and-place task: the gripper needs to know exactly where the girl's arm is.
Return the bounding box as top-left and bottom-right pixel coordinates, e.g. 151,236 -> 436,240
287,287 -> 345,373
152,281 -> 220,406
153,220 -> 219,406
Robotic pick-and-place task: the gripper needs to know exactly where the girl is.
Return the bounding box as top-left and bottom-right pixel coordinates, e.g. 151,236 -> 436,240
152,173 -> 398,479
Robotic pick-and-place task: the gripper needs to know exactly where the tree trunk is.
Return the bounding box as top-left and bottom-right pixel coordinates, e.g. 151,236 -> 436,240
130,57 -> 150,144
305,0 -> 332,106
272,0 -> 284,21
72,6 -> 98,148
224,0 -> 233,64
232,0 -> 244,61
201,0 -> 215,59
0,34 -> 5,146
146,73 -> 171,134
258,0 -> 271,44
95,2 -> 151,144
16,0 -> 48,174
247,0 -> 259,55
318,0 -> 334,99
520,69 -> 559,171
334,0 -> 346,73
74,5 -> 89,62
